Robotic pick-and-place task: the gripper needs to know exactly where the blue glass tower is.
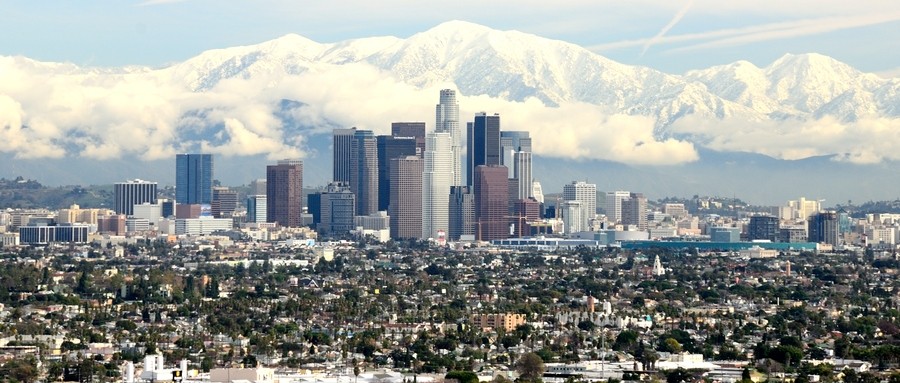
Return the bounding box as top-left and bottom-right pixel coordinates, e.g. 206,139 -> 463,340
176,154 -> 213,205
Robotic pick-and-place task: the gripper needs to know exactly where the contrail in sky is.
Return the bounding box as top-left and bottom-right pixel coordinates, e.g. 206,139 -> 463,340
642,0 -> 695,56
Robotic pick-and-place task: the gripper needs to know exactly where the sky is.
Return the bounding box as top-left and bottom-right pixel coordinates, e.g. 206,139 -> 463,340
0,0 -> 898,75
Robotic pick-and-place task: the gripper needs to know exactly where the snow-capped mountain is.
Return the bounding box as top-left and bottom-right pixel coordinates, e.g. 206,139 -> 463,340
685,53 -> 898,122
0,20 -> 898,170
149,20 -> 896,132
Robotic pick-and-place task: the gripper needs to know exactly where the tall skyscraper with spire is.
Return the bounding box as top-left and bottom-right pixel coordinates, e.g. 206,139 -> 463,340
436,89 -> 462,187
422,132 -> 453,240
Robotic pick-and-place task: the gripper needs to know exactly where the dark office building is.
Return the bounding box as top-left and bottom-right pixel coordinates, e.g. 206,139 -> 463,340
176,153 -> 213,205
160,199 -> 176,218
377,135 -> 418,212
211,187 -> 239,218
307,193 -> 321,226
474,165 -> 509,241
748,215 -> 780,241
467,113 -> 501,186
267,160 -> 304,227
808,211 -> 839,246
449,186 -> 475,241
333,128 -> 356,184
391,122 -> 426,155
318,182 -> 356,236
350,130 -> 378,215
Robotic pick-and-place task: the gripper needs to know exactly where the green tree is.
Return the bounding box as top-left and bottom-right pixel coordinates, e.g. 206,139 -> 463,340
445,371 -> 479,383
666,368 -> 694,383
515,353 -> 545,383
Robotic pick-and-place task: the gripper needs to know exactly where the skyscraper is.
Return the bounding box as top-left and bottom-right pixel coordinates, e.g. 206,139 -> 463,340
211,187 -> 238,218
564,182 -> 597,231
114,179 -> 158,216
467,113 -> 501,186
333,128 -> 356,183
422,132 -> 453,240
391,122 -> 426,155
500,131 -> 533,201
621,192 -> 648,230
449,186 -> 475,241
319,182 -> 356,236
808,211 -> 839,245
604,190 -> 630,223
436,89 -> 462,186
474,165 -> 509,241
176,154 -> 213,205
376,135 -> 418,212
350,129 -> 378,215
389,156 -> 423,239
266,160 -> 304,227
246,195 -> 267,223
748,215 -> 779,241
560,200 -> 585,234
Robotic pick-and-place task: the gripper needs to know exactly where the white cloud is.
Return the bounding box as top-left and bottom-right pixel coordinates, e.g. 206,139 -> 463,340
0,56 -> 699,167
876,67 -> 900,79
670,115 -> 900,164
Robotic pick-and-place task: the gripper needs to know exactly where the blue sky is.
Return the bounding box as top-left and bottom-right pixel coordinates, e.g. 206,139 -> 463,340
1,0 -> 898,74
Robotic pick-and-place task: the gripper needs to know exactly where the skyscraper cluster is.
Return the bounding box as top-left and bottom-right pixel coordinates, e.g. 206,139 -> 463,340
320,89 -> 544,242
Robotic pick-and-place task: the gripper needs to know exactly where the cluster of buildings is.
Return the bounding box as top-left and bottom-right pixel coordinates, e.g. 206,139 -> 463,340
3,91 -> 900,256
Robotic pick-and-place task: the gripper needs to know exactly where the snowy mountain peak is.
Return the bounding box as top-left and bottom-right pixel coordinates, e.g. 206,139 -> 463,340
420,19 -> 495,37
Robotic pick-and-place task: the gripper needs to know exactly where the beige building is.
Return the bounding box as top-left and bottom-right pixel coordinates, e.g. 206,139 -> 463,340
470,313 -> 526,332
210,367 -> 275,383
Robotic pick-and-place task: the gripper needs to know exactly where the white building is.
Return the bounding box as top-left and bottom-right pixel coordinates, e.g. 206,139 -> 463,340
175,217 -> 233,236
247,195 -> 267,223
354,211 -> 390,243
560,200 -> 585,234
132,203 -> 162,223
563,181 -> 597,231
422,132 -> 453,240
0,232 -> 19,247
532,181 -> 545,204
436,89 -> 462,187
605,191 -> 631,224
209,367 -> 275,383
787,197 -> 822,220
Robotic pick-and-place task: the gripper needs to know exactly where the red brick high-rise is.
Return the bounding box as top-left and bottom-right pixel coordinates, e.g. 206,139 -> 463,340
474,165 -> 509,241
267,160 -> 303,227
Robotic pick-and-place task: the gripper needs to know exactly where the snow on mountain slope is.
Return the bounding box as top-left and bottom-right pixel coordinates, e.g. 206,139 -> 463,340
160,20 -> 766,132
686,53 -> 893,122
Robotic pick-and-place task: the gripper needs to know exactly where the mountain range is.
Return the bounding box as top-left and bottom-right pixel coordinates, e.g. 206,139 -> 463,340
0,20 -> 897,204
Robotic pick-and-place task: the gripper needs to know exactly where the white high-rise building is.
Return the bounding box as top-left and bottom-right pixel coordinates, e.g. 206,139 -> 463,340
436,89 -> 462,187
563,181 -> 597,231
422,132 -> 454,240
560,200 -> 584,234
500,131 -> 533,200
532,181 -> 545,204
605,190 -> 631,223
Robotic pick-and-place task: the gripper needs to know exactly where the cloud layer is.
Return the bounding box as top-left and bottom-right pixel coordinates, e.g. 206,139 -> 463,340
0,57 -> 699,166
671,115 -> 900,164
